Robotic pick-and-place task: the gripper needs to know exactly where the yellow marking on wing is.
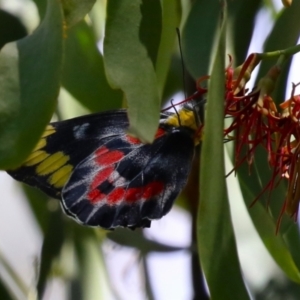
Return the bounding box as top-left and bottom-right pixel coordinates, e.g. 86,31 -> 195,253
36,151 -> 70,176
41,125 -> 56,138
165,109 -> 197,130
33,138 -> 47,151
49,164 -> 73,188
24,150 -> 50,166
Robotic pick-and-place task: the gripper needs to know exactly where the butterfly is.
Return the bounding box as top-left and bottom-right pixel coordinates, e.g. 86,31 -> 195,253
7,102 -> 202,229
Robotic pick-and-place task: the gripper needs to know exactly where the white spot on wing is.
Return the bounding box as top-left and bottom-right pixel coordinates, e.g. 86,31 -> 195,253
109,170 -> 127,186
73,123 -> 90,139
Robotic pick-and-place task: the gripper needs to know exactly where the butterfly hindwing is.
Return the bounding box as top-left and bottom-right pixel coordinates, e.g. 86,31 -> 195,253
62,125 -> 195,229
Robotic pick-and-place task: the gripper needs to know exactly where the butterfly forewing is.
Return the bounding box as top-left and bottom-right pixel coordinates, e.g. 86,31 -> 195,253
8,110 -> 129,199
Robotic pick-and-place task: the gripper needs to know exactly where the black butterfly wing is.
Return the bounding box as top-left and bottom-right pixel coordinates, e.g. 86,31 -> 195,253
61,125 -> 195,229
7,110 -> 129,199
8,109 -> 196,229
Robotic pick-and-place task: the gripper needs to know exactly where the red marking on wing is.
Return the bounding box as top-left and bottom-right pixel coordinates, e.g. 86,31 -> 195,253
125,181 -> 164,203
155,128 -> 166,139
125,187 -> 143,202
107,187 -> 126,204
126,128 -> 165,145
87,189 -> 105,204
96,150 -> 124,166
143,181 -> 164,199
126,135 -> 141,145
88,181 -> 165,205
95,146 -> 109,157
91,167 -> 114,190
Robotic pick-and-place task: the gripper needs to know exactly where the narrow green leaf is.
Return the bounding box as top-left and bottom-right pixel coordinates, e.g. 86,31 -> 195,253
228,0 -> 262,65
0,0 -> 64,169
155,0 -> 181,97
0,248 -> 29,298
238,171 -> 300,283
107,229 -> 186,254
62,21 -> 122,111
37,208 -> 65,298
104,0 -> 160,143
256,0 -> 300,104
32,0 -> 47,18
198,6 -> 250,299
162,55 -> 184,101
142,257 -> 155,300
284,226 -> 300,274
74,229 -> 107,300
182,0 -> 221,79
236,134 -> 300,281
139,0 -> 162,66
61,0 -> 96,27
22,184 -> 50,234
0,279 -> 13,300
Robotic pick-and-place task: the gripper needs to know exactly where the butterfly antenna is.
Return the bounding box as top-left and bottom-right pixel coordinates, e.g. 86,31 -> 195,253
176,28 -> 187,100
171,99 -> 182,127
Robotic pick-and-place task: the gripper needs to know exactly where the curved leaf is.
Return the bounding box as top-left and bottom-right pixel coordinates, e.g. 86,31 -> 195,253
62,21 -> 122,112
182,0 -> 221,79
0,0 -> 64,169
238,166 -> 300,283
37,208 -> 65,298
104,0 -> 160,143
256,0 -> 300,104
228,0 -> 262,65
107,229 -> 186,254
155,0 -> 181,97
34,0 -> 96,26
74,228 -> 107,300
61,0 -> 96,27
139,0 -> 162,66
198,6 -> 250,299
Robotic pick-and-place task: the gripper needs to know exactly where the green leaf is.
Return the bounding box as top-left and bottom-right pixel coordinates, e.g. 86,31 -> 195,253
238,168 -> 300,283
74,228 -> 107,300
228,0 -> 262,65
284,226 -> 300,275
34,0 -> 96,26
198,5 -> 250,299
61,0 -> 96,27
37,208 -> 65,298
139,0 -> 162,66
256,0 -> 300,104
182,0 -> 221,79
0,0 -> 64,169
0,279 -> 13,300
62,21 -> 122,112
155,0 -> 181,97
107,229 -> 186,254
22,184 -> 50,234
32,0 -> 47,18
0,248 -> 29,299
104,0 -> 160,143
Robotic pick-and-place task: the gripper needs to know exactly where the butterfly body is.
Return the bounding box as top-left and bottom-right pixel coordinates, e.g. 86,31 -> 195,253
8,106 -> 200,229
